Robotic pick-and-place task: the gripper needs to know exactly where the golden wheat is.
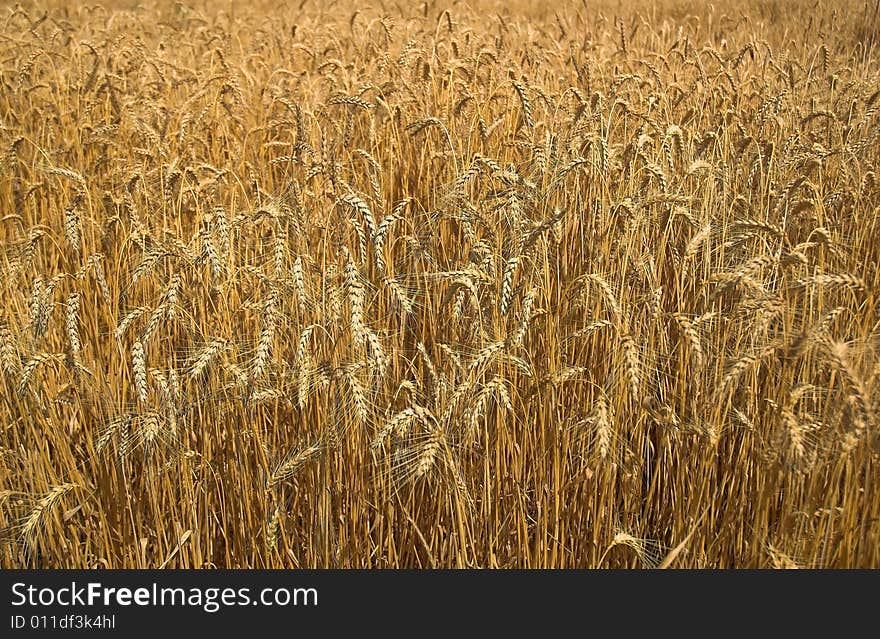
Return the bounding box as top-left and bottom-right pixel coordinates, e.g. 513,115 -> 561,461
1,0 -> 878,569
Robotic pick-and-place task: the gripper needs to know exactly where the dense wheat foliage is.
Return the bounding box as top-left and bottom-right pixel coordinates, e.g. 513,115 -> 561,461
1,0 -> 879,568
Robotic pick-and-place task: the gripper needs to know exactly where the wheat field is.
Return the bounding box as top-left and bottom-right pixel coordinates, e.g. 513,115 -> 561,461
0,0 -> 878,568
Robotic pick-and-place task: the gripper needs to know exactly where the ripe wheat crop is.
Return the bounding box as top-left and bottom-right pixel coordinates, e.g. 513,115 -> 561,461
1,0 -> 879,568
